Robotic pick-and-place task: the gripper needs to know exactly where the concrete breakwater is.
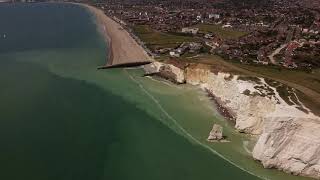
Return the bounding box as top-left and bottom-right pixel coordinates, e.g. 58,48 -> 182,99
97,61 -> 152,69
143,61 -> 320,179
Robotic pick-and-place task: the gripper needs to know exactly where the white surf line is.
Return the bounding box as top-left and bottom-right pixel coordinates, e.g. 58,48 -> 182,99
145,76 -> 182,89
123,67 -> 181,88
124,69 -> 268,180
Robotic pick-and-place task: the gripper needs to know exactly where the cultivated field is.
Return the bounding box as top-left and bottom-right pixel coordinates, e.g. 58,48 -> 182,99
132,25 -> 200,50
192,24 -> 247,39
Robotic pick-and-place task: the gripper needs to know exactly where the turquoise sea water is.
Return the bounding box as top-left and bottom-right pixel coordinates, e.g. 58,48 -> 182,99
0,3 -> 310,180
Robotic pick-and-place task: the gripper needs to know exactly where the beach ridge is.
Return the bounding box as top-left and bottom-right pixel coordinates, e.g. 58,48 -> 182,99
79,3 -> 153,67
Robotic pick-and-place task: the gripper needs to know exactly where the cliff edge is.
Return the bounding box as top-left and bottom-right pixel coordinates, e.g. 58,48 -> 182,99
144,61 -> 320,179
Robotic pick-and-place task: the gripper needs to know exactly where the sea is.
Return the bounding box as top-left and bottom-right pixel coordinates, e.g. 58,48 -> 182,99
0,3 -> 311,180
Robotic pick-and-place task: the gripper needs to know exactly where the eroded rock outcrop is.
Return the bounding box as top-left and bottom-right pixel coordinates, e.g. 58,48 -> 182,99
207,124 -> 224,141
143,61 -> 320,179
144,62 -> 185,84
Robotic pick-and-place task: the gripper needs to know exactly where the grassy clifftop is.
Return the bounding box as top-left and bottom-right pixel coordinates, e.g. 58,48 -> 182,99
132,25 -> 200,50
192,24 -> 247,39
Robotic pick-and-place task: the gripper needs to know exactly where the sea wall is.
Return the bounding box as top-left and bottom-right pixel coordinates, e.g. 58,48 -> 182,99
143,61 -> 320,179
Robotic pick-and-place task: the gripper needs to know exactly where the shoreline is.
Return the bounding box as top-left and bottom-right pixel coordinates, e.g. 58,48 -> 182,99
205,88 -> 237,123
75,3 -> 320,179
78,3 -> 153,66
142,61 -> 320,179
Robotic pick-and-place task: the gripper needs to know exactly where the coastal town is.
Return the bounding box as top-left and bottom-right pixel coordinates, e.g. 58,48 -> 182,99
4,0 -> 319,69
93,0 -> 320,69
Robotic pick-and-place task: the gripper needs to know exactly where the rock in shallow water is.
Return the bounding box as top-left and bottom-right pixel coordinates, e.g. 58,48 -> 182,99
207,124 -> 224,141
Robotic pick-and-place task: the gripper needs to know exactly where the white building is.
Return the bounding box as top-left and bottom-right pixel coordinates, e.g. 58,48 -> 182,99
196,15 -> 202,21
169,51 -> 181,57
222,23 -> 232,28
181,27 -> 199,34
209,14 -> 220,19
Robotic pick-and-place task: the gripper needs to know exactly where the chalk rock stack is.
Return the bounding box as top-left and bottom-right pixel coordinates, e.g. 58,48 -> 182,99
207,124 -> 223,141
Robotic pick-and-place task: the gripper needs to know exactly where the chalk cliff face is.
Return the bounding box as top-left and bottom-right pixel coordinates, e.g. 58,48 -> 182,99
253,117 -> 320,179
144,62 -> 185,84
186,66 -> 275,135
144,62 -> 320,179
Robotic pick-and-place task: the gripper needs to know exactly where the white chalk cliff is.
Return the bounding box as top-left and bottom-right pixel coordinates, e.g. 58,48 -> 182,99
144,62 -> 320,179
144,61 -> 185,84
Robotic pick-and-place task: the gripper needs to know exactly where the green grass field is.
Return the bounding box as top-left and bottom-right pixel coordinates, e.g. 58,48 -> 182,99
193,24 -> 247,39
236,65 -> 320,94
132,25 -> 199,50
